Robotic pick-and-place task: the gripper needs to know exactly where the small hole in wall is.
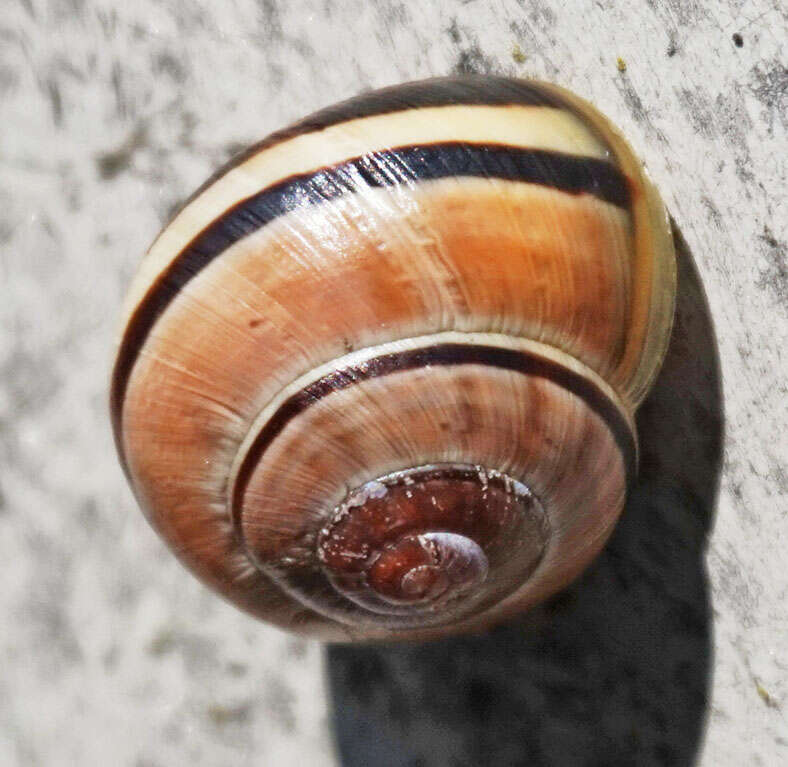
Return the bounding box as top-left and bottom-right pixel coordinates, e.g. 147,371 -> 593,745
732,33 -> 743,48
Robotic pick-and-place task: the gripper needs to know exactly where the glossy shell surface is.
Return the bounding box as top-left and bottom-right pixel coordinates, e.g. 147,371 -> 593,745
111,76 -> 675,640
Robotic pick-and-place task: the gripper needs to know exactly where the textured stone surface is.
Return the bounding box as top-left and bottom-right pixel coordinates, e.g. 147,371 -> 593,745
1,1 -> 785,765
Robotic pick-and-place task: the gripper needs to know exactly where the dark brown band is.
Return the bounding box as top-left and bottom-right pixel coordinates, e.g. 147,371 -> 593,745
110,141 -> 632,458
169,75 -> 569,217
231,342 -> 637,523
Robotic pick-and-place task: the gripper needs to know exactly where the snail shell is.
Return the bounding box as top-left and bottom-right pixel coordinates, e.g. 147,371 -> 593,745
111,76 -> 675,641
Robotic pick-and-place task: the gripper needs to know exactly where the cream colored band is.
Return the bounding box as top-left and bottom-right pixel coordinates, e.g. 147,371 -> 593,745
121,104 -> 611,333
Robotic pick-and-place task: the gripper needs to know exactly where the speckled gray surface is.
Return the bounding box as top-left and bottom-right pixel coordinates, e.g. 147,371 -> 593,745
1,1 -> 786,765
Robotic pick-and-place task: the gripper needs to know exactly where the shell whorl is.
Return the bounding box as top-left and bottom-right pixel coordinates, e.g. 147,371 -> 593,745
112,76 -> 675,640
315,466 -> 542,628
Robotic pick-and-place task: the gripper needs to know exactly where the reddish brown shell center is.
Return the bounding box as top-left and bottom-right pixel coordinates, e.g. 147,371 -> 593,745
366,531 -> 489,605
316,464 -> 548,622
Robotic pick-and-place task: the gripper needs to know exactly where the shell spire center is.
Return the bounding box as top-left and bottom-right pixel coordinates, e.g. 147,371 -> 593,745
316,464 -> 548,624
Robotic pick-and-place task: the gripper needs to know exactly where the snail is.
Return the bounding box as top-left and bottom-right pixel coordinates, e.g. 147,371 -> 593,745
111,75 -> 675,641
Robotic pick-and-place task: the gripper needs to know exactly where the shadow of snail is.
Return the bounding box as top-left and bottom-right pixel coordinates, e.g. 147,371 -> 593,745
326,226 -> 722,766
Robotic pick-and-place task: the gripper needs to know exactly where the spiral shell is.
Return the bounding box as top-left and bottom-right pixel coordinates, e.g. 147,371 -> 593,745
111,76 -> 675,641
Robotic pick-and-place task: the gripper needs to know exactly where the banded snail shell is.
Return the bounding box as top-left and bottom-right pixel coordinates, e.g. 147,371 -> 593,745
111,76 -> 676,641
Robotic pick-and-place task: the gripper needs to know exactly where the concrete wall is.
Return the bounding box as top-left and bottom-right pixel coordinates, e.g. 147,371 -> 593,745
1,1 -> 785,764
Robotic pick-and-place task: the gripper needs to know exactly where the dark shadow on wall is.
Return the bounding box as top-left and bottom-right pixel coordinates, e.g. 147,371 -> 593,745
325,223 -> 723,767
